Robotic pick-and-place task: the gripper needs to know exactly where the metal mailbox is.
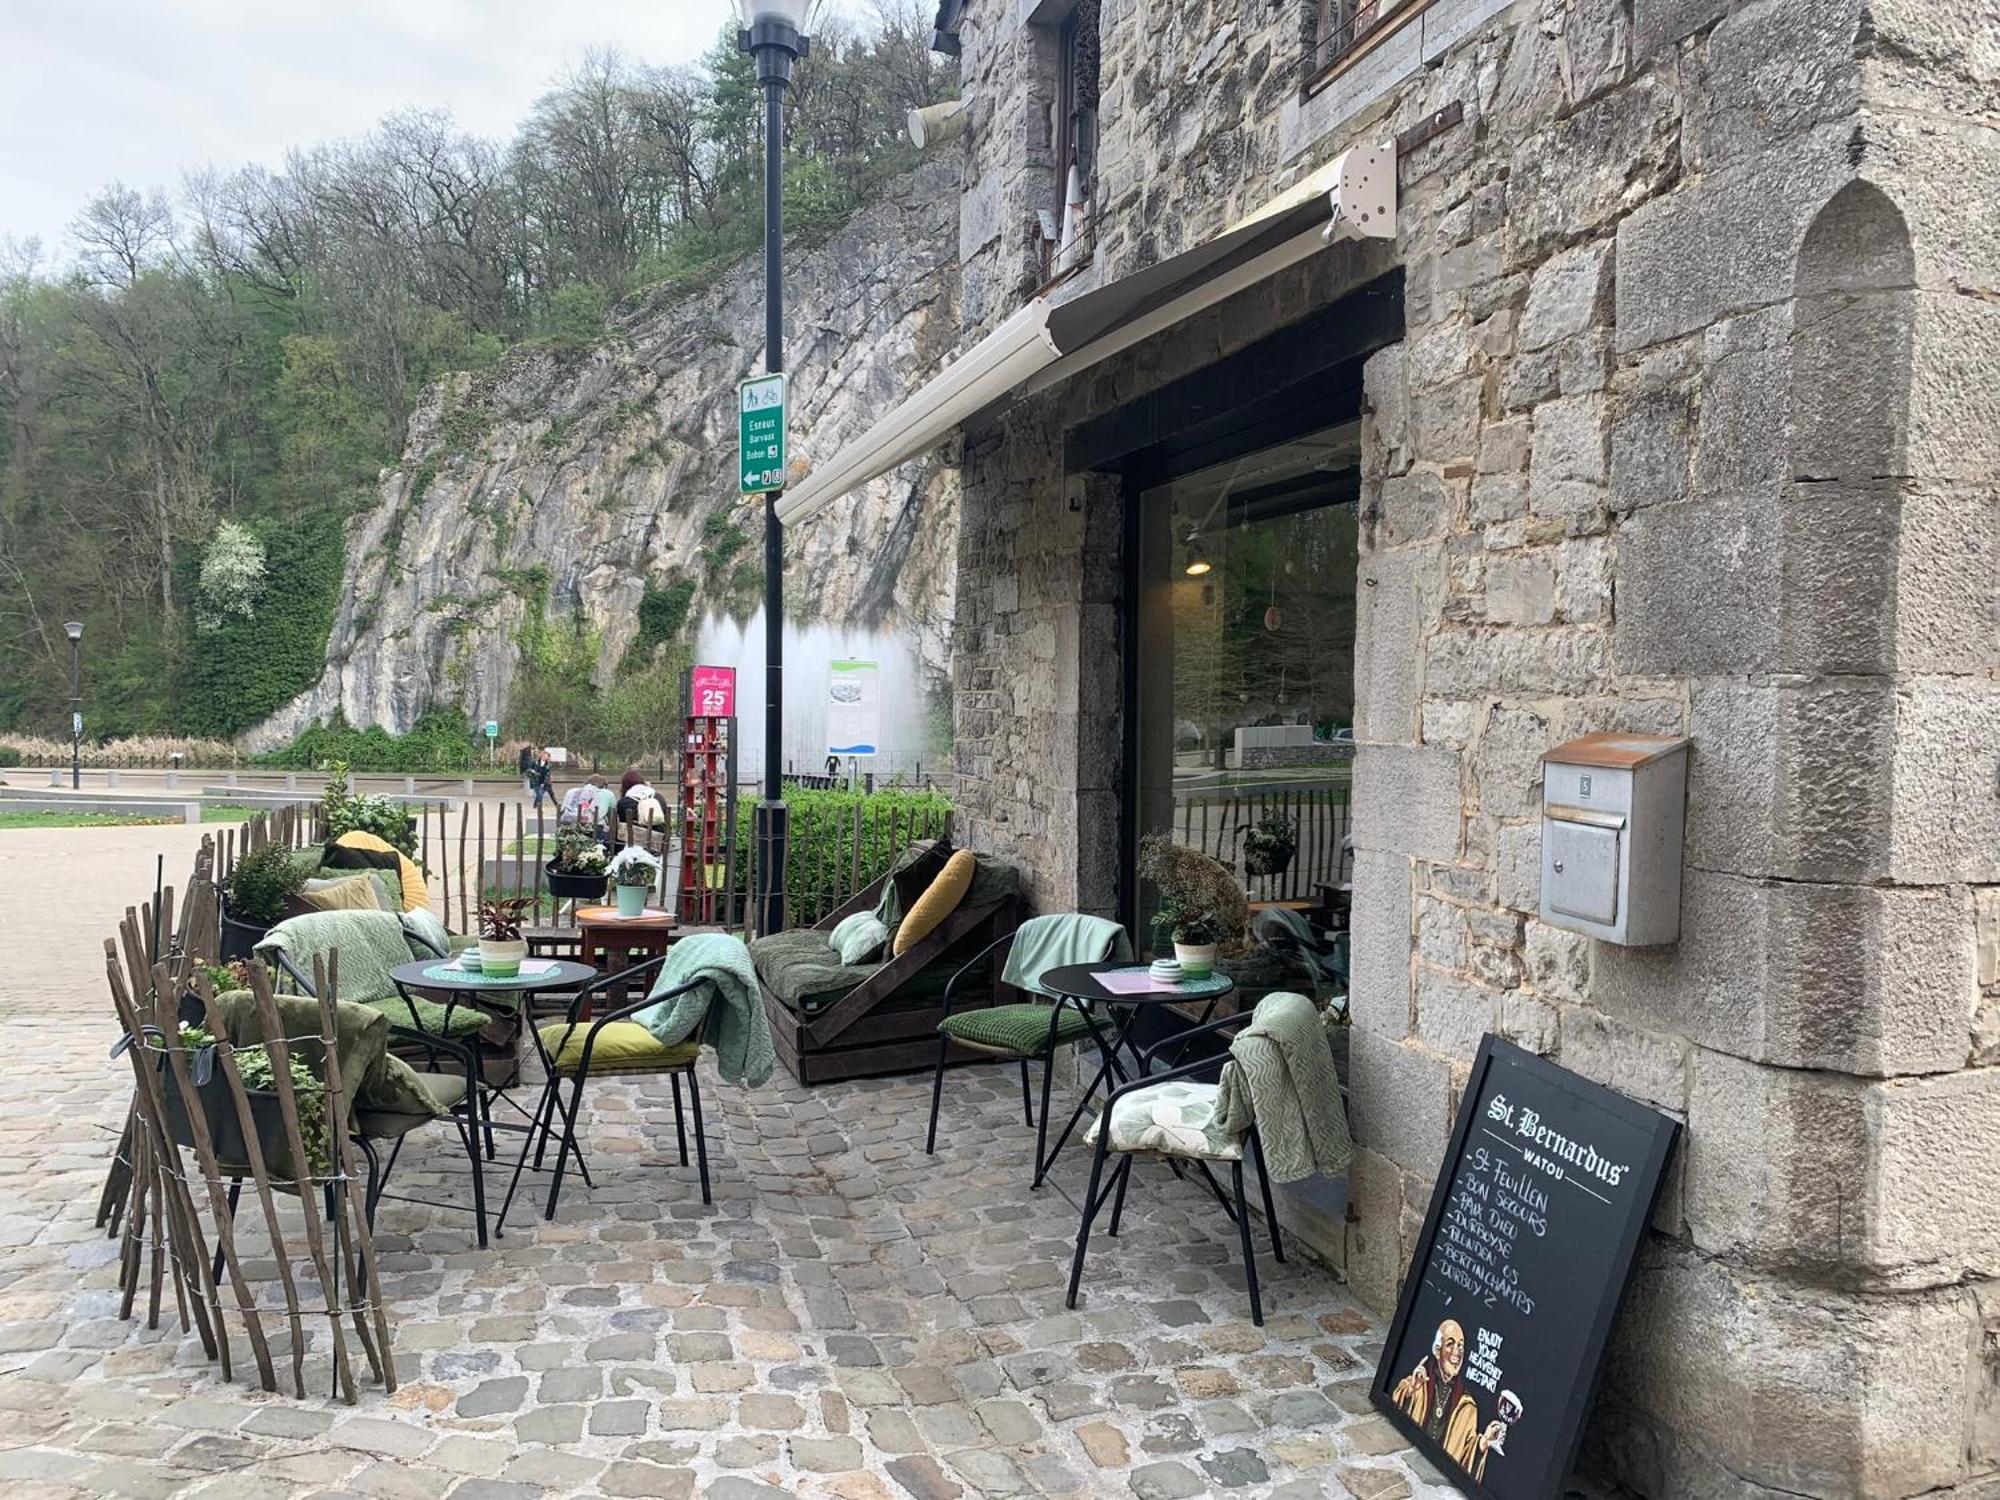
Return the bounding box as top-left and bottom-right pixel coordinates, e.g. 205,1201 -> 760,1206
1539,733 -> 1689,946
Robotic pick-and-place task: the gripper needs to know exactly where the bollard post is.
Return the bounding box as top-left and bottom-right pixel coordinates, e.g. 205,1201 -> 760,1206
164,771 -> 178,791
107,770 -> 120,789
48,770 -> 61,788
226,771 -> 239,788
403,776 -> 416,796
285,773 -> 298,792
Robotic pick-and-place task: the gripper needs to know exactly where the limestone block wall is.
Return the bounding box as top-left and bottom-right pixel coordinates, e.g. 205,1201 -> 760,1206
945,0 -> 1999,1494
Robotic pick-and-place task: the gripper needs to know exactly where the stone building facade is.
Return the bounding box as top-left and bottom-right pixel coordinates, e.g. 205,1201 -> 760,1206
914,0 -> 2000,1494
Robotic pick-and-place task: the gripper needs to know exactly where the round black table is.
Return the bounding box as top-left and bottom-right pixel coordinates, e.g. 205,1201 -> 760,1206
1032,962 -> 1236,1183
389,956 -> 599,1165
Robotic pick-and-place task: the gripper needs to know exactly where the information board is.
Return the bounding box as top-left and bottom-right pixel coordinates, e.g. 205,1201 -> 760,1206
738,372 -> 786,494
1371,1036 -> 1679,1500
826,658 -> 880,756
690,664 -> 736,719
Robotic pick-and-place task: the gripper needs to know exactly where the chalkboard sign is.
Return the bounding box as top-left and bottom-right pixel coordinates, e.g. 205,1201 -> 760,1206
1371,1035 -> 1679,1500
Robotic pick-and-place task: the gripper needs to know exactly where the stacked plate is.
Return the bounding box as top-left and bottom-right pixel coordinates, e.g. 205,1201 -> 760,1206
1148,957 -> 1183,984
459,948 -> 485,973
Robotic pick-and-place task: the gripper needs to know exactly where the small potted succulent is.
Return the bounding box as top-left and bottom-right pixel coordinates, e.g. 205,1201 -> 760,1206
219,843 -> 308,960
1239,813 -> 1298,878
606,846 -> 660,918
545,824 -> 609,901
477,896 -> 533,979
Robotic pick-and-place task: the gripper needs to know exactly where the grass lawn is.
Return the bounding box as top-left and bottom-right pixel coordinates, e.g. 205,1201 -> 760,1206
0,802 -> 259,830
0,810 -> 175,829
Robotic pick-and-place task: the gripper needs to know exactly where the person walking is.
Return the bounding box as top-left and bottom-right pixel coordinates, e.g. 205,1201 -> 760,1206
529,750 -> 556,813
518,743 -> 537,795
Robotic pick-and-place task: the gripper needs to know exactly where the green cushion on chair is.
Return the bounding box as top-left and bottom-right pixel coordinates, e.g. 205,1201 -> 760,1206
940,1003 -> 1093,1055
538,1021 -> 700,1075
355,1068 -> 467,1139
364,994 -> 492,1040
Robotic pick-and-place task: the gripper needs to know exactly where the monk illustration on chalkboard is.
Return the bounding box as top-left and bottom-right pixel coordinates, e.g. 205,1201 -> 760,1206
1391,1319 -> 1508,1480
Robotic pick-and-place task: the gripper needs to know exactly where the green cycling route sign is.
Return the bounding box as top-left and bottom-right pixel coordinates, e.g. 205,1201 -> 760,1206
738,372 -> 787,494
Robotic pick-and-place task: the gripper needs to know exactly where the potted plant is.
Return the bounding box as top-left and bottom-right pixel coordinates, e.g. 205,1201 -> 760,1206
219,843 -> 309,961
1239,813 -> 1298,878
1137,832 -> 1228,979
545,825 -> 609,901
606,846 -> 660,918
478,897 -> 533,979
137,1020 -> 330,1180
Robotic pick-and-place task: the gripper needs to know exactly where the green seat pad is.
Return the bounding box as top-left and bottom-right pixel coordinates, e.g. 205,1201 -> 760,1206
941,1003 -> 1093,1055
751,927 -> 968,1017
355,1068 -> 467,1139
364,993 -> 492,1040
537,1020 -> 699,1075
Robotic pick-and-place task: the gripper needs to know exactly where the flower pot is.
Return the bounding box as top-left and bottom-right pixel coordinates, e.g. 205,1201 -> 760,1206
217,906 -> 272,964
544,863 -> 607,902
1174,942 -> 1219,979
481,938 -> 527,979
1243,846 -> 1295,878
615,882 -> 649,918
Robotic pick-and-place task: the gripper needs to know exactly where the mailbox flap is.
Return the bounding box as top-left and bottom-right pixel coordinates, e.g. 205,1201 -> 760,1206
1548,818 -> 1619,926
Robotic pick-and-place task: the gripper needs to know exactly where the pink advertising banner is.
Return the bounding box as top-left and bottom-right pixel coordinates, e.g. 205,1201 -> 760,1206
691,665 -> 736,719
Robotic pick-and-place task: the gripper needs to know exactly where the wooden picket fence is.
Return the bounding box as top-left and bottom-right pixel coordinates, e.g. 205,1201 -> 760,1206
99,828 -> 395,1403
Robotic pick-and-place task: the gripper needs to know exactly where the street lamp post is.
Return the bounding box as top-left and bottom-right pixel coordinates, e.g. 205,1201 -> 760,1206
63,620 -> 84,790
736,0 -> 810,936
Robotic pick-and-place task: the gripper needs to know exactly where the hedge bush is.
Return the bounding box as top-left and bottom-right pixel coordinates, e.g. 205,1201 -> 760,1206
720,786 -> 955,928
259,710 -> 477,773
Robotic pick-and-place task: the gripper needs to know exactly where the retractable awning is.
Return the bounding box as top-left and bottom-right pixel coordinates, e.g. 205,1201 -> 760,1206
775,143 -> 1393,527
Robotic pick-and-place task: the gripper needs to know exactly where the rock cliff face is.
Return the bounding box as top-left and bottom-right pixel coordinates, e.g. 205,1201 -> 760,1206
245,160 -> 960,750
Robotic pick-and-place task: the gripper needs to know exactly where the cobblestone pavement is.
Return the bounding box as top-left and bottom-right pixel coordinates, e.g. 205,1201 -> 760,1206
0,830 -> 1446,1499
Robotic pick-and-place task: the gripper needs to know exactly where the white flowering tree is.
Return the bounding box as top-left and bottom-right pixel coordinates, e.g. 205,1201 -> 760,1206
195,520 -> 267,630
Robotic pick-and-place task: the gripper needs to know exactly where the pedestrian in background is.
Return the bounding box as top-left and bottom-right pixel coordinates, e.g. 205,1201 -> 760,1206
530,750 -> 555,813
518,742 -> 536,795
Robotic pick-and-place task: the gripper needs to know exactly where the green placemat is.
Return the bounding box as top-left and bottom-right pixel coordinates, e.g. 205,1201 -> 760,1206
1103,965 -> 1233,996
418,963 -> 534,987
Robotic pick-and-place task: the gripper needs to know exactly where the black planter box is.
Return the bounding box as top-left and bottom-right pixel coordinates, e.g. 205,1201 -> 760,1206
157,1049 -> 288,1169
544,864 -> 608,902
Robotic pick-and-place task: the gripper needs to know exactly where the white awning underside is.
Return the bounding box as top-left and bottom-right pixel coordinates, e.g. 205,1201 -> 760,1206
776,147 -> 1389,527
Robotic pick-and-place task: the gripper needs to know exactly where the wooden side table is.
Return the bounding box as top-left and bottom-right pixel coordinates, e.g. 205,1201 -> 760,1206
574,905 -> 678,1011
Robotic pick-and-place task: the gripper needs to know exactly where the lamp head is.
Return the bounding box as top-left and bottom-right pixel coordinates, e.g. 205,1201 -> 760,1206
735,0 -> 811,85
733,0 -> 812,25
64,620 -> 84,643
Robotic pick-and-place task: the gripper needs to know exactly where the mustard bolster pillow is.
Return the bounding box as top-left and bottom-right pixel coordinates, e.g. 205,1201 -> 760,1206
893,850 -> 976,957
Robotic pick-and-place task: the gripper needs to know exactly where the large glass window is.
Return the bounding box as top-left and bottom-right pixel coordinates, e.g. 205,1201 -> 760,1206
1132,421 -> 1361,949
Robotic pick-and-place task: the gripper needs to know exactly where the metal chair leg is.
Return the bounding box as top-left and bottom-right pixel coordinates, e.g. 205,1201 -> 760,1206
211,1180 -> 242,1287
1032,1046 -> 1057,1188
924,1033 -> 949,1155
1066,1138 -> 1113,1310
1251,1129 -> 1285,1263
1019,1059 -> 1034,1127
461,1093 -> 489,1249
1107,1155 -> 1134,1238
1232,1159 -> 1263,1326
542,1070 -> 590,1221
672,1073 -> 689,1165
355,1135 -> 383,1229
687,1067 -> 712,1205
498,1073 -> 562,1235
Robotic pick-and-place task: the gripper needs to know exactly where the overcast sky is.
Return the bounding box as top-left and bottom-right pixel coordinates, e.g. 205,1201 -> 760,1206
0,0 -> 758,259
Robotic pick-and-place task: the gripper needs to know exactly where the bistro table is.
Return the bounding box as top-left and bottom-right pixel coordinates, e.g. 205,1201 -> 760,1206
389,956 -> 598,1155
574,905 -> 678,1010
1032,962 -> 1236,1183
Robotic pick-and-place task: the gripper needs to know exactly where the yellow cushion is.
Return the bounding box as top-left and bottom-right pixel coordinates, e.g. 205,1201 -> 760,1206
893,850 -> 976,957
333,830 -> 427,911
537,1020 -> 700,1075
298,873 -> 383,913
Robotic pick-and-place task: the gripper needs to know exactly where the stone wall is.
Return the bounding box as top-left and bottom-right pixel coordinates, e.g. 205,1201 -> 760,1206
945,0 -> 1999,1494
